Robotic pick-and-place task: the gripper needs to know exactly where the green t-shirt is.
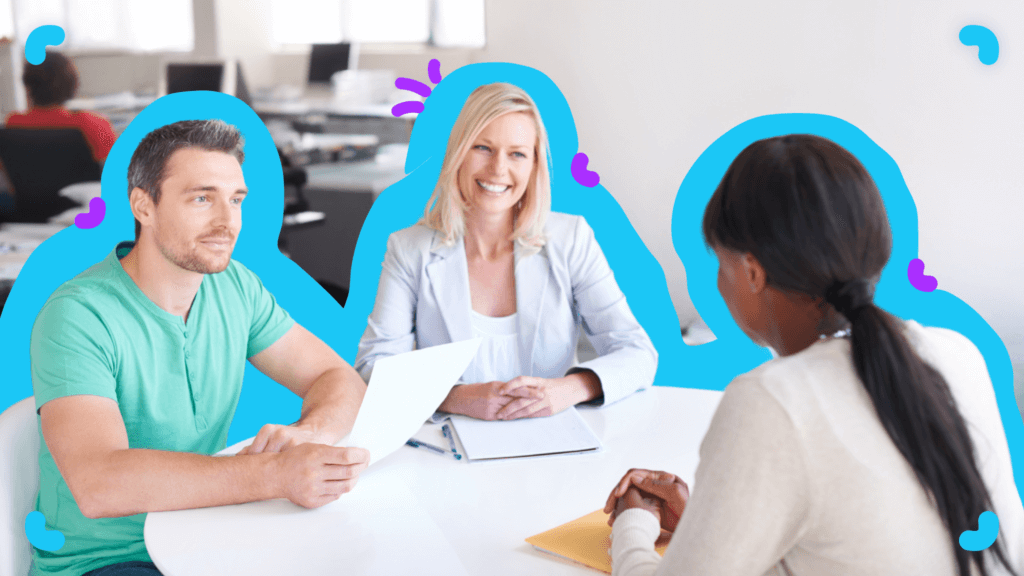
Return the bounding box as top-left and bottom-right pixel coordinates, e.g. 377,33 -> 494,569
29,242 -> 295,576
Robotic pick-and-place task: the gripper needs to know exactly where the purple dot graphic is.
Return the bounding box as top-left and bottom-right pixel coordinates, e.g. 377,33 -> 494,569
571,153 -> 600,187
427,59 -> 443,85
392,101 -> 425,117
74,198 -> 106,229
907,258 -> 937,292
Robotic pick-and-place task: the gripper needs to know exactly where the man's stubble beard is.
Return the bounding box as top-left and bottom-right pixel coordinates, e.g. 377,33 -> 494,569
156,233 -> 234,275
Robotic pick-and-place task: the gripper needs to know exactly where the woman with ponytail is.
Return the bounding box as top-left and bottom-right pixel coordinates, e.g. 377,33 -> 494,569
604,134 -> 1023,575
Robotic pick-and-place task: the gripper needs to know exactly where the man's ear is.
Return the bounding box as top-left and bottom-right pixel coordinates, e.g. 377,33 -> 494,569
740,252 -> 768,294
129,187 -> 154,230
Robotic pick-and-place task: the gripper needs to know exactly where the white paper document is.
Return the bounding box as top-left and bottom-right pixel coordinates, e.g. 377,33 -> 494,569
448,407 -> 602,460
224,339 -> 480,466
345,338 -> 481,467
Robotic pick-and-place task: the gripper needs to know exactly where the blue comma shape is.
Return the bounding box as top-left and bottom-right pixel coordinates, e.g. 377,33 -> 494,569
25,25 -> 66,65
959,511 -> 999,551
669,112 -> 1024,518
959,25 -> 999,65
25,511 -> 65,551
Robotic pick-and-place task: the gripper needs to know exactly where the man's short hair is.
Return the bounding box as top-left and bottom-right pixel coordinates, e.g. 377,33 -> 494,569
22,50 -> 78,107
127,119 -> 245,238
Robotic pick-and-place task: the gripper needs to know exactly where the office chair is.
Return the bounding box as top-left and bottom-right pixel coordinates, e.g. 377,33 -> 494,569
277,148 -> 326,254
0,281 -> 12,317
278,147 -> 309,215
0,398 -> 40,576
0,128 -> 100,223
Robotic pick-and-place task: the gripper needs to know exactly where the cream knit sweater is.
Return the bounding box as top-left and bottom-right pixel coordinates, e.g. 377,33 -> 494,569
611,321 -> 1024,576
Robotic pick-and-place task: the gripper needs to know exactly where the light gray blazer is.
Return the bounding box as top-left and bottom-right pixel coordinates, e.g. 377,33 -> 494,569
355,212 -> 657,406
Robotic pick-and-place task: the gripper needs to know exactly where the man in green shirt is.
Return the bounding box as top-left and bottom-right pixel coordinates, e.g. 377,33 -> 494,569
30,120 -> 368,576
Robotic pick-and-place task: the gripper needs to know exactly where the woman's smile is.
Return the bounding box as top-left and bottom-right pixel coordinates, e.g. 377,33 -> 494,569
476,179 -> 511,195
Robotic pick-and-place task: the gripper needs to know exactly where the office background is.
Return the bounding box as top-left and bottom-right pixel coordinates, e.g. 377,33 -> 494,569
1,0 -> 1020,411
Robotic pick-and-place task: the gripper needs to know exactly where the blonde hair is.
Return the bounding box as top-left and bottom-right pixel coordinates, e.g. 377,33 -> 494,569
420,82 -> 551,250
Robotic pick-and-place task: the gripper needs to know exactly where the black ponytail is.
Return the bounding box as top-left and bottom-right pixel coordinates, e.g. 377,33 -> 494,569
828,280 -> 1016,576
703,134 -> 1017,576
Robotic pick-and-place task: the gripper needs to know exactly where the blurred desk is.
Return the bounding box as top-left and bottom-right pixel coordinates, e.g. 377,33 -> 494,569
255,99 -> 413,146
282,156 -> 406,296
68,93 -> 414,142
67,93 -> 155,135
0,223 -> 67,311
254,101 -> 398,118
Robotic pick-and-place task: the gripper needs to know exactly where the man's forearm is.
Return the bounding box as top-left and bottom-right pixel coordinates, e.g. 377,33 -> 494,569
294,364 -> 366,442
76,449 -> 280,519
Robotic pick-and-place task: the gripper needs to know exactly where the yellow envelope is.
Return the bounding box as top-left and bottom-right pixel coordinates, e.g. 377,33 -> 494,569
526,509 -> 669,573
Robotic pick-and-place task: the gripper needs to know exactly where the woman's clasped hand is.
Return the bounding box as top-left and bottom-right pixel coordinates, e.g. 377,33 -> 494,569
605,469 -> 690,533
438,372 -> 603,421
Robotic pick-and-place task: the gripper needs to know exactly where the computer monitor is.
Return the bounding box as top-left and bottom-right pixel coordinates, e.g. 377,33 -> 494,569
159,60 -> 238,99
307,43 -> 358,85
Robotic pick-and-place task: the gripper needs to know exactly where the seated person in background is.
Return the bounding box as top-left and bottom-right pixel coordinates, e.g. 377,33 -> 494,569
356,83 -> 657,421
604,135 -> 1023,576
31,120 -> 369,576
5,49 -> 116,163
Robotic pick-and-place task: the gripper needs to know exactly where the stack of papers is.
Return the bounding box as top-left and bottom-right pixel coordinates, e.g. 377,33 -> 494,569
448,407 -> 601,460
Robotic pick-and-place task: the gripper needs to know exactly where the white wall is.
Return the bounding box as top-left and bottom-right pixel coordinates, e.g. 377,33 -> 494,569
68,0 -> 217,96
469,1 -> 1024,378
215,0 -> 275,87
270,47 -> 476,90
0,39 -> 23,114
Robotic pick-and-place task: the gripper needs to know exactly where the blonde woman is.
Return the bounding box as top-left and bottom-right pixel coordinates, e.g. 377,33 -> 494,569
356,83 -> 657,420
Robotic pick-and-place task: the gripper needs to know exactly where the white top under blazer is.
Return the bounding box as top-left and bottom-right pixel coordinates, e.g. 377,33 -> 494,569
466,310 -> 521,384
355,212 -> 658,406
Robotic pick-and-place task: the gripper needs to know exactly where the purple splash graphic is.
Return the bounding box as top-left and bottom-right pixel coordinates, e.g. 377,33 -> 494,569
74,198 -> 106,229
392,59 -> 444,117
392,101 -> 425,117
396,77 -> 432,98
428,59 -> 443,84
571,153 -> 600,187
907,258 -> 938,292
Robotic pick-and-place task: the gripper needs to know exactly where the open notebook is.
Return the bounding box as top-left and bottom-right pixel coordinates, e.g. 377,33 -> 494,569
526,509 -> 669,573
448,406 -> 601,460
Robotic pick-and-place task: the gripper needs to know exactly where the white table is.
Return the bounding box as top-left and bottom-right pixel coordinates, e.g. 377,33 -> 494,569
144,386 -> 723,575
